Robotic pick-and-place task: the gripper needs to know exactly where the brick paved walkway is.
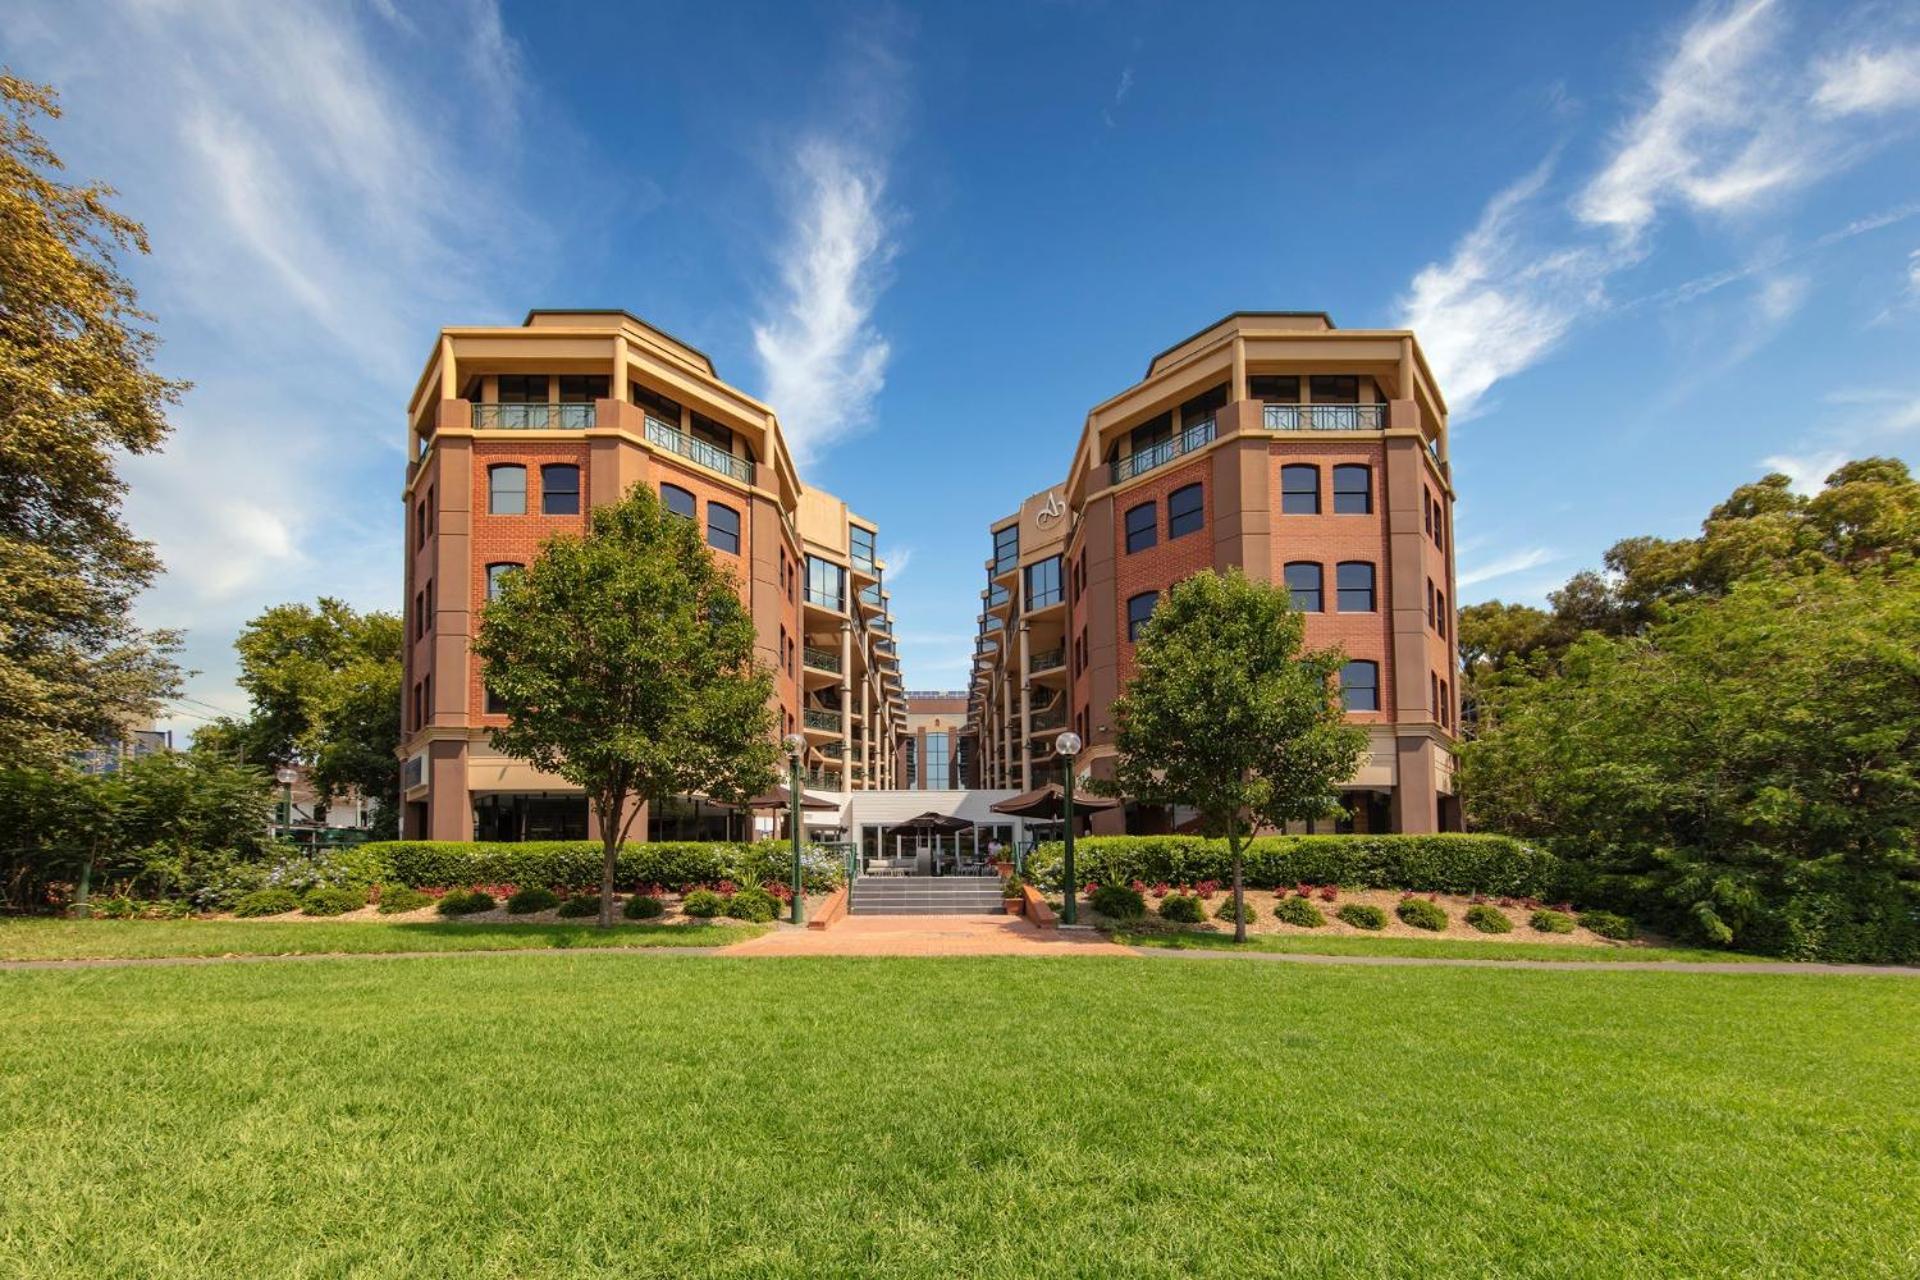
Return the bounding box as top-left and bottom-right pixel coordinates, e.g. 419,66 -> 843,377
722,914 -> 1132,957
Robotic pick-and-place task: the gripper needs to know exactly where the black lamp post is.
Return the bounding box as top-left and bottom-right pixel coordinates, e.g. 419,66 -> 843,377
782,732 -> 807,925
1054,730 -> 1082,924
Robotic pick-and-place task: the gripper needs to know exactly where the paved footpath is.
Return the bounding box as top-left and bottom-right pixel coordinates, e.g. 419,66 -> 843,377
723,914 -> 1134,957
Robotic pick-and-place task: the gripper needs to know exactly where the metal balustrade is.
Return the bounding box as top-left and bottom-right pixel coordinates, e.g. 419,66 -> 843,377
1110,417 -> 1216,484
643,414 -> 755,484
1262,403 -> 1387,432
802,645 -> 842,673
804,707 -> 843,732
1030,648 -> 1065,673
471,402 -> 597,430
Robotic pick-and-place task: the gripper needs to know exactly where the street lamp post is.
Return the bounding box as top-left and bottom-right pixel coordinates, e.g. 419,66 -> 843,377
275,766 -> 298,838
1054,731 -> 1082,925
782,732 -> 807,925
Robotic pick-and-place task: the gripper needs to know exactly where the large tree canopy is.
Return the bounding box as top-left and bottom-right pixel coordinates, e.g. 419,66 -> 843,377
0,75 -> 185,765
473,484 -> 779,925
1108,569 -> 1367,941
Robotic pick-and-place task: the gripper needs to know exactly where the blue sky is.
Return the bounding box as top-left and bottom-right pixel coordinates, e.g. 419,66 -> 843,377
10,0 -> 1920,739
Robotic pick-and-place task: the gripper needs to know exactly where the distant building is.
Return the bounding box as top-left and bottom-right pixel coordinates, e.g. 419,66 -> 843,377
78,726 -> 172,776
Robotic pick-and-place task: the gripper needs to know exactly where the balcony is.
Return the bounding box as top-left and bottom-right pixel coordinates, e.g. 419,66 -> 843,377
643,414 -> 755,484
471,402 -> 596,430
1263,403 -> 1386,432
1028,706 -> 1067,733
804,707 -> 843,733
1030,647 -> 1065,674
802,645 -> 842,674
1111,417 -> 1215,485
805,587 -> 845,612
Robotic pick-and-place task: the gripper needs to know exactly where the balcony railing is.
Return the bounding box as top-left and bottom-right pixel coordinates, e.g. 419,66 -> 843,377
1263,403 -> 1387,432
802,645 -> 842,674
1111,417 -> 1215,484
643,414 -> 755,484
471,402 -> 597,430
1030,647 -> 1065,673
1028,706 -> 1067,733
804,707 -> 843,732
805,587 -> 845,611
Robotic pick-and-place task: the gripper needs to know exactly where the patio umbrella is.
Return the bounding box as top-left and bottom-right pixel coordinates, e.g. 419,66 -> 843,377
881,811 -> 974,837
738,786 -> 838,811
989,782 -> 1120,821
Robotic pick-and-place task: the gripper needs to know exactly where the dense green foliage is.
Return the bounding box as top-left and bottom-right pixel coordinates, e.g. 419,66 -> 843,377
1531,910 -> 1575,935
1158,893 -> 1204,923
1213,895 -> 1257,924
622,894 -> 664,920
557,895 -> 599,919
375,886 -> 432,915
1027,834 -> 1557,898
1396,897 -> 1448,931
1106,568 -> 1368,940
505,887 -> 561,915
232,888 -> 298,918
1273,895 -> 1326,928
1579,911 -> 1637,941
299,886 -> 364,917
0,76 -> 184,768
1465,903 -> 1513,934
362,839 -> 843,893
473,484 -> 779,925
1463,462 -> 1920,963
680,889 -> 725,919
723,887 -> 777,923
436,890 -> 494,916
1337,904 -> 1388,930
1089,883 -> 1146,920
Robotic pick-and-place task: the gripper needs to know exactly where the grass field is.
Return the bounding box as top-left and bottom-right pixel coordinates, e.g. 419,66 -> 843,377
0,918 -> 758,961
3,955 -> 1917,1278
1115,927 -> 1770,964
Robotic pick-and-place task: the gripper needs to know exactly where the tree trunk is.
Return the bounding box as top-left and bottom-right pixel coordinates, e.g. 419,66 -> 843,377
1228,823 -> 1246,945
597,790 -> 621,928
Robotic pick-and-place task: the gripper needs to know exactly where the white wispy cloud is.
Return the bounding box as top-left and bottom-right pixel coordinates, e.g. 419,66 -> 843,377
1762,450 -> 1849,493
1812,44 -> 1920,115
884,546 -> 913,582
1458,547 -> 1562,589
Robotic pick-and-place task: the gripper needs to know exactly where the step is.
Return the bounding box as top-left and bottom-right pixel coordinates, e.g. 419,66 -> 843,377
851,905 -> 1008,916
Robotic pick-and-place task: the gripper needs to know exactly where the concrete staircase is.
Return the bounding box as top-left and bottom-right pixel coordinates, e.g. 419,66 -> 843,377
849,876 -> 1007,916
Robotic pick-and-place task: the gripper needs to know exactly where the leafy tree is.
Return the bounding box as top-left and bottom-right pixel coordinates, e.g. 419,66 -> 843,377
472,484 -> 779,925
205,599 -> 402,835
1107,569 -> 1367,941
0,74 -> 186,766
1463,566 -> 1920,960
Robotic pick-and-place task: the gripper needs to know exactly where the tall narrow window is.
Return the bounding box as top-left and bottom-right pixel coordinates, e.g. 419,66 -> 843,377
1127,591 -> 1158,642
1435,590 -> 1448,639
1024,556 -> 1062,610
1125,501 -> 1157,553
1167,483 -> 1204,539
486,562 -> 520,602
415,500 -> 427,549
488,465 -> 526,515
1285,562 -> 1323,612
850,525 -> 877,572
1341,660 -> 1379,712
1336,562 -> 1376,612
807,557 -> 846,610
541,464 -> 580,515
1280,465 -> 1319,514
1427,579 -> 1437,629
1424,492 -> 1435,537
993,523 -> 1019,573
707,502 -> 741,554
1332,465 -> 1372,514
661,484 -> 695,520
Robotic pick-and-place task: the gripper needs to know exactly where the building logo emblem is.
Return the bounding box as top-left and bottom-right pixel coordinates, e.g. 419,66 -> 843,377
1035,490 -> 1066,529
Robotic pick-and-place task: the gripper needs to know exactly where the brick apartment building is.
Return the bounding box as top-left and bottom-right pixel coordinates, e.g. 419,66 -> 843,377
964,312 -> 1460,834
398,310 -> 905,841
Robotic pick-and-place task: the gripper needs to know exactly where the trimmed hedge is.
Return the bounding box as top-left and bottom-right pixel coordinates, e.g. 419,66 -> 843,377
1337,903 -> 1388,930
1396,897 -> 1448,931
1159,894 -> 1204,923
1273,895 -> 1327,928
1089,884 -> 1147,920
1024,835 -> 1560,899
358,840 -> 844,894
1465,903 -> 1514,934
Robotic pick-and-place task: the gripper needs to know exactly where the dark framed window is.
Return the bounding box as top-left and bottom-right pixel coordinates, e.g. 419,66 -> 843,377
1280,465 -> 1319,514
1128,412 -> 1172,456
807,556 -> 845,610
1180,385 -> 1227,427
1125,501 -> 1157,553
415,500 -> 427,549
661,484 -> 695,520
850,525 -> 877,572
1310,375 -> 1359,404
485,684 -> 507,715
707,502 -> 741,554
1341,660 -> 1380,712
993,523 -> 1019,573
1025,556 -> 1062,610
1424,492 -> 1435,537
1250,374 -> 1301,403
488,464 -> 526,515
497,375 -> 547,404
1285,562 -> 1323,612
1435,590 -> 1448,639
1332,464 -> 1371,514
1336,562 -> 1376,612
541,464 -> 580,515
1127,591 -> 1158,642
557,375 -> 608,403
1167,483 -> 1204,540
486,562 -> 520,602
1427,579 -> 1436,629
690,413 -> 733,453
631,381 -> 683,422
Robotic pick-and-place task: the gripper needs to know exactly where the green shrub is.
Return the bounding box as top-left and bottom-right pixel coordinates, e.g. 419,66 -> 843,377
1273,895 -> 1326,928
375,885 -> 432,914
300,886 -> 365,917
505,886 -> 562,915
1023,834 -> 1559,899
1579,910 -> 1637,940
1089,883 -> 1146,920
436,889 -> 495,916
1337,903 -> 1388,931
1396,897 -> 1448,931
1213,894 -> 1257,925
361,839 -> 845,895
233,888 -> 300,918
1159,893 -> 1204,923
724,887 -> 778,923
623,893 -> 665,920
1530,909 -> 1575,934
557,894 -> 600,918
1465,903 -> 1514,934
681,889 -> 726,918
90,896 -> 138,919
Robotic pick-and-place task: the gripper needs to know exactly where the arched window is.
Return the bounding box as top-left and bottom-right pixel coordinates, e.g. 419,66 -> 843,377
1332,464 -> 1372,514
487,465 -> 526,515
1341,660 -> 1380,712
707,502 -> 741,554
661,484 -> 695,520
1280,464 -> 1319,514
1126,591 -> 1158,642
485,562 -> 521,602
1167,483 -> 1204,539
1284,562 -> 1323,612
541,464 -> 580,515
1125,501 -> 1157,553
1336,562 -> 1375,612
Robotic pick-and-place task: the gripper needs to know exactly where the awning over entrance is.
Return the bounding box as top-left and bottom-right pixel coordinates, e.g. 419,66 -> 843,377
737,786 -> 838,811
883,811 -> 974,837
988,783 -> 1120,821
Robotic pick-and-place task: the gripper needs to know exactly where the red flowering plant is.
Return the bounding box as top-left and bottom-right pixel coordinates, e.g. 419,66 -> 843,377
1295,883 -> 1313,899
1318,886 -> 1338,902
1131,879 -> 1148,895
1194,879 -> 1219,900
1150,882 -> 1171,899
715,880 -> 738,897
1083,882 -> 1100,897
764,880 -> 793,902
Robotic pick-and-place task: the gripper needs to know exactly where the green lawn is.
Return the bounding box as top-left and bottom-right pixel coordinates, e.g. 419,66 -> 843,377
0,918 -> 759,961
1114,926 -> 1773,964
3,956 -> 1916,1278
